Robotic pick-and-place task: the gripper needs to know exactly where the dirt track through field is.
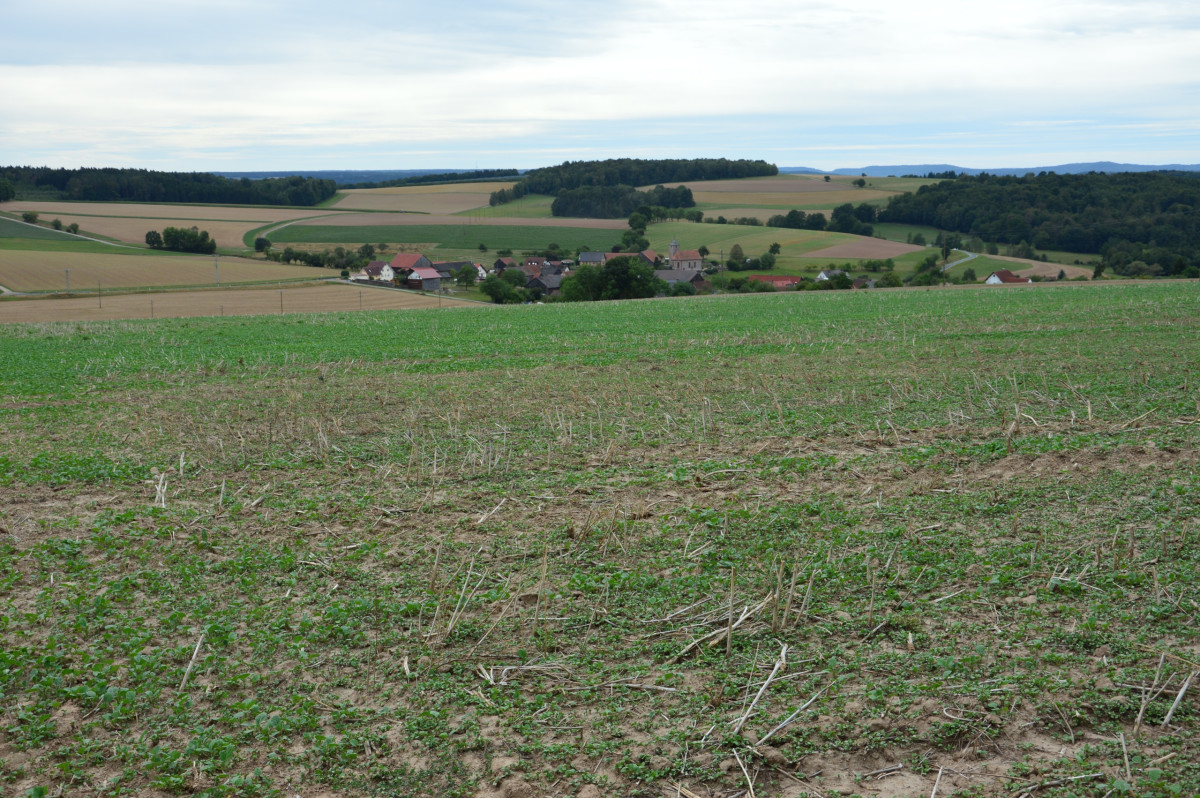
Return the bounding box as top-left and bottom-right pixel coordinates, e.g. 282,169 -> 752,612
0,284 -> 482,323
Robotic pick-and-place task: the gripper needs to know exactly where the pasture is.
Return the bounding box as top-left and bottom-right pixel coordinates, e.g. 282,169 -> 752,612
1,282 -> 1197,798
269,223 -> 626,253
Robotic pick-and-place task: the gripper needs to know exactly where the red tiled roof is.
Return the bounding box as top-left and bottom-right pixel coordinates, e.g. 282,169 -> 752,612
748,274 -> 800,286
989,269 -> 1031,284
390,253 -> 427,270
671,250 -> 703,261
409,267 -> 441,280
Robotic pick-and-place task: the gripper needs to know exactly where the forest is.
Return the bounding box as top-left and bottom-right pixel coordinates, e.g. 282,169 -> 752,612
340,169 -> 519,189
490,158 -> 777,217
879,171 -> 1200,275
0,167 -> 337,206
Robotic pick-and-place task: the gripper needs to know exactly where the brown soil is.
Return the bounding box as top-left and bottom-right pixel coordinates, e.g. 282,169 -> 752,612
0,283 -> 482,322
803,238 -> 925,259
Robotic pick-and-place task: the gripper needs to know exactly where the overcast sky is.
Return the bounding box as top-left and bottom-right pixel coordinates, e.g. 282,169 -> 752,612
2,0 -> 1198,171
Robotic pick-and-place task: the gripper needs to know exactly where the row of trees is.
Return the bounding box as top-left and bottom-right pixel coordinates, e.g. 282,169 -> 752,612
879,171 -> 1200,274
0,167 -> 336,206
145,226 -> 216,254
764,202 -> 880,234
547,184 -> 697,218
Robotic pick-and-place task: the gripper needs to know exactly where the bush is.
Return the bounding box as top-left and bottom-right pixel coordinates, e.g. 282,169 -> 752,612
21,211 -> 38,224
254,237 -> 271,252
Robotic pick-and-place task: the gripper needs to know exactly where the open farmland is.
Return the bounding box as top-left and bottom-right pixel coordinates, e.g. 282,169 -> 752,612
269,223 -> 624,253
0,283 -> 479,322
0,249 -> 324,293
653,175 -> 917,214
331,182 -> 516,214
298,213 -> 625,230
802,238 -> 925,260
1,283 -> 1198,798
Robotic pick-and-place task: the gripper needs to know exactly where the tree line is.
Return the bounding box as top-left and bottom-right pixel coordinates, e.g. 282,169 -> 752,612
341,169 -> 519,189
879,171 -> 1200,276
0,167 -> 337,206
490,158 -> 777,218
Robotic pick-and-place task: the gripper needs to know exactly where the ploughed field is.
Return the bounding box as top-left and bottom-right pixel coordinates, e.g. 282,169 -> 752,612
1,281 -> 1198,797
0,283 -> 480,322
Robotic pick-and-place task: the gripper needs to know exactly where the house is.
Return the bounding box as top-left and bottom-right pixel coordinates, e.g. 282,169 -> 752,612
816,269 -> 848,281
748,274 -> 801,289
405,267 -> 443,292
523,257 -> 547,270
852,277 -> 875,289
433,261 -> 477,282
655,269 -> 708,289
493,257 -> 516,272
985,269 -> 1032,285
358,261 -> 394,282
578,252 -> 605,267
667,239 -> 703,270
527,273 -> 563,296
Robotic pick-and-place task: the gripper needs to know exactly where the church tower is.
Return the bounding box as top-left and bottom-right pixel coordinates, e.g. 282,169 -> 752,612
668,238 -> 680,261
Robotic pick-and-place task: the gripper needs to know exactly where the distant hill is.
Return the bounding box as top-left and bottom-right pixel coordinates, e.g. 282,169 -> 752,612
817,162 -> 1200,177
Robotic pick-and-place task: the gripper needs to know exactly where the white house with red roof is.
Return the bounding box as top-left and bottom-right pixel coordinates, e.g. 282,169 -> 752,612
985,269 -> 1032,285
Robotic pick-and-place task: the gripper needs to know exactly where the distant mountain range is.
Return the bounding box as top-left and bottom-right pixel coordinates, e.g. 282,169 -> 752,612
780,162 -> 1200,177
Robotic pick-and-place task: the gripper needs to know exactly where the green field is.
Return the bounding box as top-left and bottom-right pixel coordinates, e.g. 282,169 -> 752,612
267,223 -> 624,252
2,283 -> 1198,797
0,216 -> 84,241
459,195 -> 555,219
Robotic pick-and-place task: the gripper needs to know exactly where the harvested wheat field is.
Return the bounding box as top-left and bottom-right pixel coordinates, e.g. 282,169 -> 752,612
27,215 -> 293,247
331,182 -> 514,213
0,283 -> 480,322
3,201 -> 338,223
0,251 -> 322,292
298,212 -> 626,229
803,238 -> 924,259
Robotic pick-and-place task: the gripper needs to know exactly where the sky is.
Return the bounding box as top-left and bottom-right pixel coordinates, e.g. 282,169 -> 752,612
2,0 -> 1199,172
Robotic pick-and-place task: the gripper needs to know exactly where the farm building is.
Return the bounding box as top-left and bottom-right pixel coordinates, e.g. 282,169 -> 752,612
817,269 -> 848,281
748,274 -> 801,289
578,252 -> 605,267
528,273 -> 563,296
656,269 -> 708,289
985,269 -> 1032,285
405,267 -> 443,292
390,252 -> 433,273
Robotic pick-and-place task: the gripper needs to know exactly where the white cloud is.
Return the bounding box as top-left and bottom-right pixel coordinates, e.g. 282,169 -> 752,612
2,0 -> 1197,168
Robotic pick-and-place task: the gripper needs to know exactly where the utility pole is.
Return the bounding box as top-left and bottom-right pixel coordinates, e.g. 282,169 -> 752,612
65,269 -> 70,292
215,254 -> 220,285
98,281 -> 101,309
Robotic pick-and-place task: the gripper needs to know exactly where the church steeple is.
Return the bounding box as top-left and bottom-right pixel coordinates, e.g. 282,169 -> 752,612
668,238 -> 679,260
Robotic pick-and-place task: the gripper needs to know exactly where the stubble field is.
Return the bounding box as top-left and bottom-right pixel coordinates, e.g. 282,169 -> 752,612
0,283 -> 480,322
0,250 -> 324,293
1,282 -> 1198,798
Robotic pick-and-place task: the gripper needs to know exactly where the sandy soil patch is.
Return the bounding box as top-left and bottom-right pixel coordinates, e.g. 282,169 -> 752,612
332,183 -> 513,214
297,213 -> 626,229
802,238 -> 924,259
3,201 -> 337,223
0,284 -> 481,323
0,251 -> 320,292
